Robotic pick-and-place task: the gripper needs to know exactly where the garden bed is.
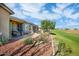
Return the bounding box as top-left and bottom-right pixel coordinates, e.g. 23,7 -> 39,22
0,33 -> 53,56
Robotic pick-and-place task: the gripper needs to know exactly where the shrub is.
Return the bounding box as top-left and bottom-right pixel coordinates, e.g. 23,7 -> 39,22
24,38 -> 33,45
38,38 -> 48,44
0,37 -> 9,45
55,42 -> 72,56
0,40 -> 3,45
39,32 -> 49,43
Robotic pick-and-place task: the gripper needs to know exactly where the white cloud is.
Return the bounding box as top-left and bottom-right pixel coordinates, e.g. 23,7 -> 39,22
63,8 -> 79,19
67,21 -> 79,26
12,9 -> 26,19
52,3 -> 71,15
63,9 -> 74,18
5,3 -> 27,19
56,3 -> 71,11
20,3 -> 43,13
5,3 -> 16,9
52,3 -> 79,20
6,3 -> 79,21
21,3 -> 61,20
70,13 -> 79,19
5,3 -> 79,29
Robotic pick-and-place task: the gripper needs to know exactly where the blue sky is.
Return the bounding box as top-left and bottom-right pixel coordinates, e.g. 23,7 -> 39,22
5,3 -> 79,29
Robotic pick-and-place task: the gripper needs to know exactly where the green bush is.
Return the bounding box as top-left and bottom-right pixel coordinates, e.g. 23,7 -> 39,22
56,42 -> 72,56
0,37 -> 9,45
24,38 -> 33,45
0,41 -> 3,45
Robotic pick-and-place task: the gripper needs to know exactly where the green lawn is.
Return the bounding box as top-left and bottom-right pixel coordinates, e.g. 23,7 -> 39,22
53,30 -> 79,56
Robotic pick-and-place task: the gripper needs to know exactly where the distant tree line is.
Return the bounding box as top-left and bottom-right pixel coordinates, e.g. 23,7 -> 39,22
65,28 -> 79,30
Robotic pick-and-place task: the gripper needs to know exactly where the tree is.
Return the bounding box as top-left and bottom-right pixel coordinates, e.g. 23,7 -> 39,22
65,28 -> 69,30
74,28 -> 78,30
41,20 -> 56,32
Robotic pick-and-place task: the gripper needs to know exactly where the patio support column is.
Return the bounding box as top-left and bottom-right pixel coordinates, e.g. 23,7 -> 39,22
31,25 -> 34,34
23,23 -> 25,33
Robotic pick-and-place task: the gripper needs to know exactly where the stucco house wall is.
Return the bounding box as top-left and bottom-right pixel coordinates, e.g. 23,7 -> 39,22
0,7 -> 10,39
0,4 -> 14,39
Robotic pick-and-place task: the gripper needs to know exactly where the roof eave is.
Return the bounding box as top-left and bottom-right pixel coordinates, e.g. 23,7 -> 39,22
0,3 -> 14,15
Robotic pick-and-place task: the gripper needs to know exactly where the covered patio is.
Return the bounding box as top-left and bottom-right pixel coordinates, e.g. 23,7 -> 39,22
9,16 -> 32,40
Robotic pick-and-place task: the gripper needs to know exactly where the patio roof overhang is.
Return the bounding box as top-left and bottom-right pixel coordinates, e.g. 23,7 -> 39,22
10,16 -> 39,28
10,16 -> 30,24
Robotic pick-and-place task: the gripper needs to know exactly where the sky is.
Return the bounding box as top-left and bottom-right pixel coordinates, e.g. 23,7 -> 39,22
5,3 -> 79,29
